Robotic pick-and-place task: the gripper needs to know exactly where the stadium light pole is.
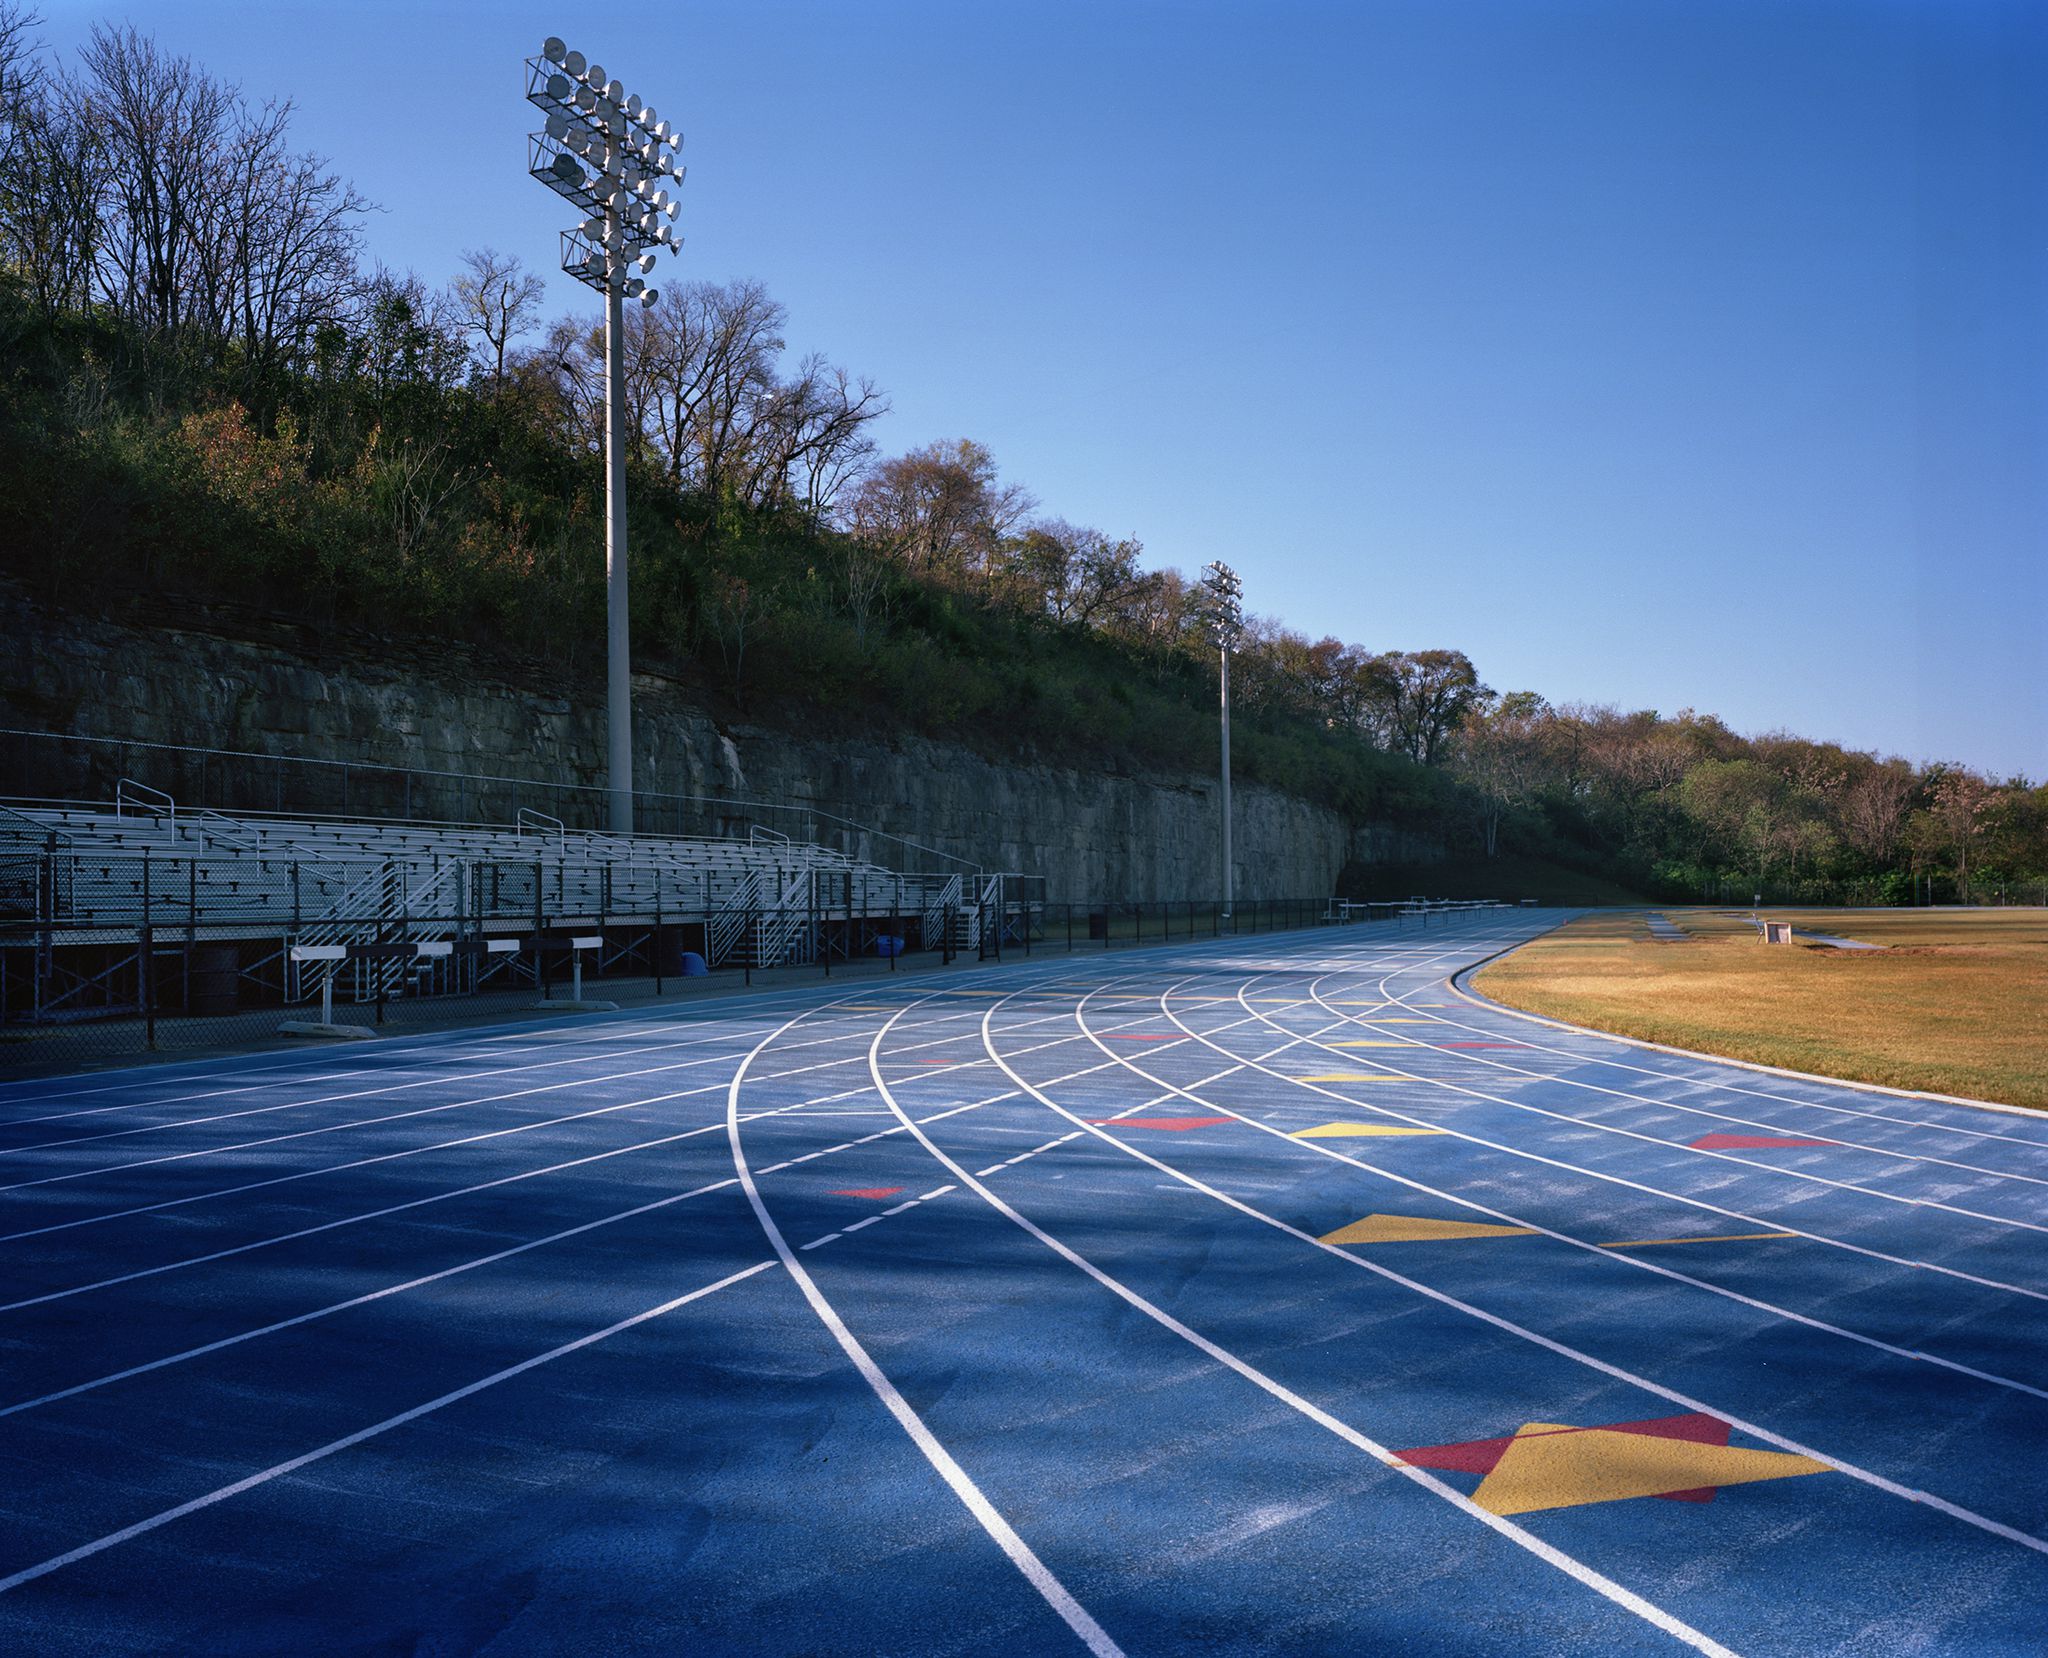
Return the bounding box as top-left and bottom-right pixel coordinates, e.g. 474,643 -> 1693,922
1200,561 -> 1244,926
525,37 -> 685,833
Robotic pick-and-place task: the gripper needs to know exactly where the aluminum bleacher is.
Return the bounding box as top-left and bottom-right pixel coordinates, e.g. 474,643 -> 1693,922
1,793 -> 1010,1013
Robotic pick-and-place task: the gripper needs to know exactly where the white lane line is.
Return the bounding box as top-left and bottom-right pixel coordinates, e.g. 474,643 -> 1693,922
728,989 -> 1124,1658
843,1217 -> 882,1233
0,1023 -> 770,1157
860,991 -> 1740,1657
800,1234 -> 842,1251
1301,978 -> 2048,1200
1060,970 -> 2048,1557
0,1000 -> 1118,1249
0,1000 -> 1163,1307
1173,974 -> 2048,1306
1096,983 -> 2048,1408
0,1087 -> 1040,1415
0,1260 -> 776,1598
0,963 -> 1008,1117
0,995 -> 1069,1196
1441,967 -> 2048,1150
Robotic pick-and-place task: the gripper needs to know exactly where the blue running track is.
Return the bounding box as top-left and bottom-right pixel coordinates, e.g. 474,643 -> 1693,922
0,912 -> 2044,1654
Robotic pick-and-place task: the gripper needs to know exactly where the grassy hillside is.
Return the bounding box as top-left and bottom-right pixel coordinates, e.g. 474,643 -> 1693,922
0,290 -> 1468,839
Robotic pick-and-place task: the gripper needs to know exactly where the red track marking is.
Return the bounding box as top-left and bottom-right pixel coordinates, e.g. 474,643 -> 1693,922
1398,1413 -> 1735,1503
1690,1132 -> 1838,1150
832,1187 -> 907,1200
1088,1116 -> 1234,1132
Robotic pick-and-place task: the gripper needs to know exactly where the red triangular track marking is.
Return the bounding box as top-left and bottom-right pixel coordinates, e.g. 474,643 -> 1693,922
1691,1132 -> 1838,1150
1655,1487 -> 1719,1503
1395,1435 -> 1520,1476
1603,1413 -> 1733,1446
832,1187 -> 906,1199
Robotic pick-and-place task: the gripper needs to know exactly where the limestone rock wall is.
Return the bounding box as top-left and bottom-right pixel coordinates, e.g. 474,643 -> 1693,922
0,587 -> 1441,901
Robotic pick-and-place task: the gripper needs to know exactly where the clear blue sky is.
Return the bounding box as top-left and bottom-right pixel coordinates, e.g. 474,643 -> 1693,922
35,0 -> 2048,779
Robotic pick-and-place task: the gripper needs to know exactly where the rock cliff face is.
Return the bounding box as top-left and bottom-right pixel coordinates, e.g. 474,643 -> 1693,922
1,586 -> 1440,900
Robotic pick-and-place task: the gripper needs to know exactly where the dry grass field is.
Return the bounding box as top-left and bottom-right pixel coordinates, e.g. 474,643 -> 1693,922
1474,909 -> 2048,1110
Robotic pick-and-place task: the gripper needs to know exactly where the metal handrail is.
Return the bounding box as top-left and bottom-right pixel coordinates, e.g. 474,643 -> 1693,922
1,727 -> 986,876
192,807 -> 262,850
0,802 -> 68,847
517,807 -> 565,837
115,777 -> 175,826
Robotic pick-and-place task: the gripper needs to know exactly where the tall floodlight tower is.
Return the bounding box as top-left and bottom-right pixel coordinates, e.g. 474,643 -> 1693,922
1200,561 -> 1245,924
526,37 -> 685,832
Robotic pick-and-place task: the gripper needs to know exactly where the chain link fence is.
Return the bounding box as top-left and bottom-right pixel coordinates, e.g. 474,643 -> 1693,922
0,873 -> 1426,1078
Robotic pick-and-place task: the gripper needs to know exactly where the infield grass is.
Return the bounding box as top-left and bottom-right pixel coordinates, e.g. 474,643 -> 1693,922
1474,909 -> 2048,1110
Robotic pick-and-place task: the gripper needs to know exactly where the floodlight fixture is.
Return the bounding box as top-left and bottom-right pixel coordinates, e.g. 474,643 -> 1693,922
526,36 -> 687,834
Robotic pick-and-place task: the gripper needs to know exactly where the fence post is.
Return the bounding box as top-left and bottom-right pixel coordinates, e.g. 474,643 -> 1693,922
534,860 -> 547,1000
140,849 -> 155,1051
654,867 -> 664,994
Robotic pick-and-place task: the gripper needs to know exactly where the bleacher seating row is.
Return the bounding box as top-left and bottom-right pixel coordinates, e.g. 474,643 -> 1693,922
0,801 -> 966,966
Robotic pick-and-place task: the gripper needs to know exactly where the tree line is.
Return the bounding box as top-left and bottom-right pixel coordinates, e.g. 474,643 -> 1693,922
0,9 -> 2037,903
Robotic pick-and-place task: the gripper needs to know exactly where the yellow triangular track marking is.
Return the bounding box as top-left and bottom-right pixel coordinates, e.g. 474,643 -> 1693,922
1320,1213 -> 1536,1245
1297,1073 -> 1404,1082
1294,1123 -> 1445,1139
1471,1421 -> 1828,1516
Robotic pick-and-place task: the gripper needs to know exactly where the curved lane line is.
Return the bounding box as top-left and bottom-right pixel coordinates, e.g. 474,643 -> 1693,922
1308,945 -> 2048,1194
1007,976 -> 2048,1562
1107,973 -> 2048,1406
1162,953 -> 2048,1305
725,984 -> 1124,1658
890,980 -> 1742,1655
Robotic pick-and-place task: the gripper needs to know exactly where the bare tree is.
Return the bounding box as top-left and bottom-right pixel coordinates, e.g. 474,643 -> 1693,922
1928,767 -> 1996,901
744,352 -> 886,518
451,247 -> 545,388
1840,758 -> 1915,865
0,63 -> 108,318
1454,691 -> 1548,857
848,438 -> 1034,584
79,23 -> 234,331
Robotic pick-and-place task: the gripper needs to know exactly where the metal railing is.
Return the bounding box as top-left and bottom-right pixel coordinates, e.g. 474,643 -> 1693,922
4,727 -> 985,879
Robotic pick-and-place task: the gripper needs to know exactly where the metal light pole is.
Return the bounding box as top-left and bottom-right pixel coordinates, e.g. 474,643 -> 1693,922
525,37 -> 685,832
1200,561 -> 1244,926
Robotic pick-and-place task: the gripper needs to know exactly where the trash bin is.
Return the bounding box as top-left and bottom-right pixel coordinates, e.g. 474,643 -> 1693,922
679,951 -> 708,977
876,935 -> 905,958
